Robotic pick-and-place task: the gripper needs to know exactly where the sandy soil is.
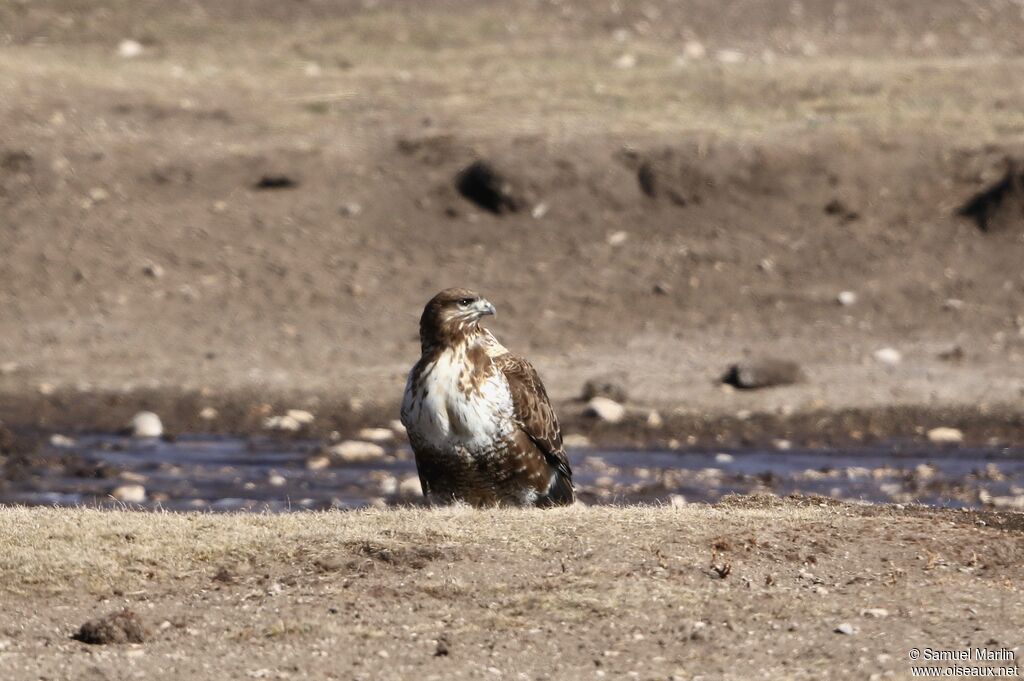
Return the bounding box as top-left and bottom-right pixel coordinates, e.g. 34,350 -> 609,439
0,502 -> 1022,681
1,0 -> 1023,435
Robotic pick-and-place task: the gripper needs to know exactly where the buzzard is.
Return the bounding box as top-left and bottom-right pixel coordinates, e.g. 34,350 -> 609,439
400,288 -> 574,507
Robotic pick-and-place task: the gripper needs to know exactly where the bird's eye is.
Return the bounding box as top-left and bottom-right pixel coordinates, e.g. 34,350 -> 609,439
458,298 -> 474,306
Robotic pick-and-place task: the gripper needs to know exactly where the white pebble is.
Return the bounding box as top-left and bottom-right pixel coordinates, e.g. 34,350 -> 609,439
130,411 -> 163,438
398,475 -> 423,497
111,484 -> 146,503
357,427 -> 394,442
683,40 -> 706,59
614,53 -> 637,69
583,397 -> 625,424
837,291 -> 857,306
328,440 -> 386,463
834,622 -> 856,635
263,415 -> 301,432
305,455 -> 330,471
606,231 -> 629,246
873,347 -> 902,366
286,409 -> 314,425
117,39 -> 144,58
562,433 -> 592,448
927,427 -> 963,444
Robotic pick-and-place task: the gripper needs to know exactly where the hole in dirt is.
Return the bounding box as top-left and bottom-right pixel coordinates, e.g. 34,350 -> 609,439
455,160 -> 525,214
958,160 -> 1024,232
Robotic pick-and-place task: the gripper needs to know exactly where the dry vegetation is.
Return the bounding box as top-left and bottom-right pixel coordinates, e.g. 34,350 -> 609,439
1,501 -> 1022,679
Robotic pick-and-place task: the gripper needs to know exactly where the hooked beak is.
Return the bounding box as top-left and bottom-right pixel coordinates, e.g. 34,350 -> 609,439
476,298 -> 496,318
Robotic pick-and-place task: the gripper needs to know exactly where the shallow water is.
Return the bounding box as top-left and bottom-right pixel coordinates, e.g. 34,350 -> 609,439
2,435 -> 1024,512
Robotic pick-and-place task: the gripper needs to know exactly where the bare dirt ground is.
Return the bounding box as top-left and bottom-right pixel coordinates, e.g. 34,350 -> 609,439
1,502 -> 1022,681
1,0 -> 1023,435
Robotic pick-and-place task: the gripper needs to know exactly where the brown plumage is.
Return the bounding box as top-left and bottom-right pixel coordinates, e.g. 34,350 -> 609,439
400,288 -> 574,507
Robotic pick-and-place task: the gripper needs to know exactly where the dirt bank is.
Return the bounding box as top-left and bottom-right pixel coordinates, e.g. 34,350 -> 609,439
1,1 -> 1023,433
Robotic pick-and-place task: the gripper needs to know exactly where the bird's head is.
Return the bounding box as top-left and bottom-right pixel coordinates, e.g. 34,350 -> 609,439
419,288 -> 496,351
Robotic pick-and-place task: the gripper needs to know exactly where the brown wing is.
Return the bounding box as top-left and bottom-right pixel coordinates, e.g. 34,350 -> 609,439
493,353 -> 573,489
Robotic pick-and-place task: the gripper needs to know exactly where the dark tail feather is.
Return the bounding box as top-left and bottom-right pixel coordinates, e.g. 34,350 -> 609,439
539,471 -> 575,507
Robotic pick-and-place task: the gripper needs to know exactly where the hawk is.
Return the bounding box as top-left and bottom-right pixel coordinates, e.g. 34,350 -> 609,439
400,288 -> 574,507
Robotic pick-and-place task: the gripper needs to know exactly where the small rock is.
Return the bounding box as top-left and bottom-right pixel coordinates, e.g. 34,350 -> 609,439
606,230 -> 629,246
328,440 -> 386,463
398,475 -> 422,497
50,434 -> 76,447
117,40 -> 144,59
772,439 -> 792,451
837,291 -> 857,306
580,376 -> 628,403
110,484 -> 146,504
263,414 -> 301,431
873,347 -> 902,366
682,40 -> 706,60
583,397 -> 626,424
824,199 -> 859,221
938,345 -> 965,362
357,427 -> 394,442
652,282 -> 672,295
38,382 -> 56,396
715,49 -> 744,64
834,623 -> 856,635
378,475 -> 398,495
721,358 -> 801,389
927,427 -> 963,444
73,609 -> 147,645
286,409 -> 314,425
562,433 -> 592,448
531,202 -> 549,219
267,473 -> 286,487
646,410 -> 663,428
305,455 -> 330,471
614,53 -> 637,69
141,262 -> 165,278
340,202 -> 362,217
130,411 -> 163,438
714,452 -> 734,463
198,406 -> 218,420
861,608 -> 889,618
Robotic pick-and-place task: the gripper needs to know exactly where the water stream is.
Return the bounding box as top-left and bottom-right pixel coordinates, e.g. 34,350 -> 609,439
2,435 -> 1023,512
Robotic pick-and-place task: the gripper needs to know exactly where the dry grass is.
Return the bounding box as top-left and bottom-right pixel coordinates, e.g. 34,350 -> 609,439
0,503 -> 811,594
1,502 -> 1023,679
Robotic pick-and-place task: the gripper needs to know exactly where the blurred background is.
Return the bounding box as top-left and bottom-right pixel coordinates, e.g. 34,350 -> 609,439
1,1 -> 1024,509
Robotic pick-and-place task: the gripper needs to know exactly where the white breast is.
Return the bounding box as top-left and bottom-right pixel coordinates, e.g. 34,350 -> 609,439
400,346 -> 515,452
